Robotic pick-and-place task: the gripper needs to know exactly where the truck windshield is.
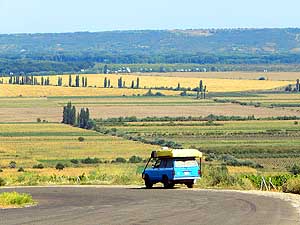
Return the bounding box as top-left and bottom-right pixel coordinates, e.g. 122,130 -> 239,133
174,160 -> 198,168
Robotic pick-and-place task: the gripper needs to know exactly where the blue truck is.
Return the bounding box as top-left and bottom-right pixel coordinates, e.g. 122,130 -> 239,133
142,149 -> 202,188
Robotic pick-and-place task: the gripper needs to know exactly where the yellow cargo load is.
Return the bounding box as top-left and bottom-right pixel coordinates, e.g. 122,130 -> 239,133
152,149 -> 202,158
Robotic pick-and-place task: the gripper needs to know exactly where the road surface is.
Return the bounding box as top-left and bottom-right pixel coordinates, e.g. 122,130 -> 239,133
0,186 -> 299,225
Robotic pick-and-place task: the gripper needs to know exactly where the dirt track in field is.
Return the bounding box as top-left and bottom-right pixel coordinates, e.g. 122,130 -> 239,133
0,186 -> 299,225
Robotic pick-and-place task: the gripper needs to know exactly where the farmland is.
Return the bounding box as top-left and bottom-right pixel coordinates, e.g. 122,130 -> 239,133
1,73 -> 291,94
0,123 -> 153,167
0,72 -> 299,187
144,71 -> 300,81
98,119 -> 300,171
0,96 -> 299,123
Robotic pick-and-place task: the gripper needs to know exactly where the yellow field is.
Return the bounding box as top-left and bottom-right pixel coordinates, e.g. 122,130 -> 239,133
145,71 -> 300,81
1,74 -> 291,96
0,84 -> 179,97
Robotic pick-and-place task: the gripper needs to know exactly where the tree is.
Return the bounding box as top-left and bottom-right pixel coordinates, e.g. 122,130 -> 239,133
136,77 -> 140,89
75,75 -> 80,87
118,77 -> 123,88
199,80 -> 203,99
131,80 -> 134,89
104,77 -> 107,88
82,76 -> 85,87
70,106 -> 76,125
108,79 -> 111,88
69,74 -> 72,87
41,77 -> 44,86
104,64 -> 108,74
296,79 -> 300,92
55,163 -> 65,170
85,77 -> 88,87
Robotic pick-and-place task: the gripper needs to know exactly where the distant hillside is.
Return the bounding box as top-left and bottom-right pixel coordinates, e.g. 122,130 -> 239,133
1,28 -> 300,74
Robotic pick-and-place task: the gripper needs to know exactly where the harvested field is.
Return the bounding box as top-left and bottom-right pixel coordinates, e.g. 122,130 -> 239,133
144,72 -> 300,81
0,103 -> 300,122
0,84 -> 177,97
1,74 -> 290,93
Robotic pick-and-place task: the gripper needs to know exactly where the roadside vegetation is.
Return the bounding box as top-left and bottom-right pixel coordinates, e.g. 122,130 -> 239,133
0,192 -> 36,208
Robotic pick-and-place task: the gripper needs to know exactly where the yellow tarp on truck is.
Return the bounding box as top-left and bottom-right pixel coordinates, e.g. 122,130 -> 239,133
152,149 -> 202,158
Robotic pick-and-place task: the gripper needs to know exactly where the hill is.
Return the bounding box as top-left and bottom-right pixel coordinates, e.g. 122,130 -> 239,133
1,28 -> 300,73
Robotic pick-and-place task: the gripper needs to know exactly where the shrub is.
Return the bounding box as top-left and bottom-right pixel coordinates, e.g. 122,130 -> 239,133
113,157 -> 127,163
129,155 -> 143,163
17,167 -> 25,172
289,164 -> 300,175
70,159 -> 79,164
283,178 -> 300,194
9,161 -> 16,169
294,121 -> 299,125
81,157 -> 100,164
0,192 -> 35,207
32,164 -> 44,169
36,118 -> 41,123
78,137 -> 85,142
206,165 -> 240,186
0,168 -> 3,172
55,163 -> 65,170
0,177 -> 6,186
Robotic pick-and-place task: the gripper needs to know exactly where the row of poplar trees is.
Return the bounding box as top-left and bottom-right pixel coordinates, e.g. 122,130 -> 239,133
8,75 -> 50,86
62,102 -> 93,129
104,77 -> 140,89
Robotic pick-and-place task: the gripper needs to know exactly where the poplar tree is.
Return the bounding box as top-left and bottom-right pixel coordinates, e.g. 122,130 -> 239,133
69,75 -> 72,87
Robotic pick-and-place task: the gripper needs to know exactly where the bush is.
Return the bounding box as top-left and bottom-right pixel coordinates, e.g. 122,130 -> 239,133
70,159 -> 79,164
78,137 -> 85,142
0,192 -> 35,207
17,167 -> 25,172
9,161 -> 16,169
0,177 -> 6,186
206,165 -> 240,186
129,155 -> 143,163
32,164 -> 44,169
283,178 -> 300,194
289,164 -> 300,175
0,168 -> 3,172
36,118 -> 41,123
55,163 -> 65,170
113,157 -> 127,163
81,157 -> 100,164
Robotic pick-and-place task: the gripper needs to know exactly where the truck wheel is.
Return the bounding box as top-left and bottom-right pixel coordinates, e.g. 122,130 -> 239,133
186,183 -> 194,188
144,175 -> 153,189
162,176 -> 173,189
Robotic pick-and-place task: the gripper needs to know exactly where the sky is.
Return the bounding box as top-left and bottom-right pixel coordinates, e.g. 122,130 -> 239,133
0,0 -> 300,34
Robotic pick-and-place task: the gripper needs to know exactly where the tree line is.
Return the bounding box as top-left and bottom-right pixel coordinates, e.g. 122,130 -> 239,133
62,102 -> 95,129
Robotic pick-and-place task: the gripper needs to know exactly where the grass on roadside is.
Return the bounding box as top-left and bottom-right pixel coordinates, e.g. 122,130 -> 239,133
0,192 -> 36,208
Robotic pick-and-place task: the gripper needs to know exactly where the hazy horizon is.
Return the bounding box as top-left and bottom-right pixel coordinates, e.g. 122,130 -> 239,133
1,0 -> 300,34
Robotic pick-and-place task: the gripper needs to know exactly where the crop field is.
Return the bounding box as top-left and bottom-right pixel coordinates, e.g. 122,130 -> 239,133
0,123 -> 153,169
101,120 -> 300,171
0,95 -> 300,123
215,93 -> 300,110
0,84 -> 178,97
1,74 -> 291,93
144,71 -> 300,81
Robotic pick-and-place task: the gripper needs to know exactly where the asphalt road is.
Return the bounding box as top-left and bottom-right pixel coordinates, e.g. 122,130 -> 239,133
0,186 -> 299,225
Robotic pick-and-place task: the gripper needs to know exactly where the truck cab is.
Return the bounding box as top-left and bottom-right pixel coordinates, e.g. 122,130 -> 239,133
142,149 -> 202,188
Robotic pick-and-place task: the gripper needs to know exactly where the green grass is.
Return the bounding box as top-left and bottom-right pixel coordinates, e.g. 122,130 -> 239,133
101,119 -> 300,171
0,192 -> 36,208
